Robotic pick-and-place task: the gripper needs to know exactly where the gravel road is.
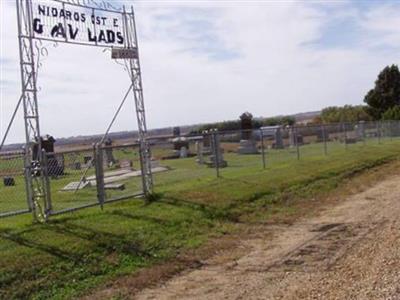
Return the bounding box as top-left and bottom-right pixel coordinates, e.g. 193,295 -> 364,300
135,175 -> 400,300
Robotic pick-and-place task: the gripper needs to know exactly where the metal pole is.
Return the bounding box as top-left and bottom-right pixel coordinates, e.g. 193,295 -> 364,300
41,149 -> 52,217
343,123 -> 348,150
16,0 -> 33,214
94,144 -> 105,209
212,130 -> 220,178
124,6 -> 153,195
28,0 -> 52,221
16,0 -> 51,220
98,84 -> 133,145
322,124 -> 327,155
260,129 -> 266,169
362,122 -> 366,146
0,74 -> 31,152
377,121 -> 381,144
295,127 -> 300,160
74,84 -> 133,193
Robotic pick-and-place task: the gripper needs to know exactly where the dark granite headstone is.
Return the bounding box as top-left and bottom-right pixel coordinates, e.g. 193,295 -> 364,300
240,112 -> 253,140
32,135 -> 64,176
104,138 -> 116,166
173,126 -> 181,137
3,177 -> 15,187
83,156 -> 93,165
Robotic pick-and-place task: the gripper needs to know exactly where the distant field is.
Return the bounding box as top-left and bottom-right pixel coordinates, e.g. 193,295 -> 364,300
1,137 -> 400,299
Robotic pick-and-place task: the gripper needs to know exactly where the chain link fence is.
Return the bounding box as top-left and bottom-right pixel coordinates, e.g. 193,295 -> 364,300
1,120 -> 400,220
0,150 -> 30,218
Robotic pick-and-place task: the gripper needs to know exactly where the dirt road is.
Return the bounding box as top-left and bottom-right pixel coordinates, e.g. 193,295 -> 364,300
135,175 -> 400,300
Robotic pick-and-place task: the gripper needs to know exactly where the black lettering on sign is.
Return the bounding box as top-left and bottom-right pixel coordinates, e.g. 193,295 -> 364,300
116,32 -> 124,44
33,18 -> 43,34
87,28 -> 97,42
65,10 -> 72,21
68,24 -> 79,40
38,5 -> 46,16
73,12 -> 80,22
106,30 -> 115,43
113,18 -> 119,27
51,23 -> 66,38
98,30 -> 107,43
34,4 -> 125,46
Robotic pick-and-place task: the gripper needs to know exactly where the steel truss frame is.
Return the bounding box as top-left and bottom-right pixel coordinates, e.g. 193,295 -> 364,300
15,0 -> 152,221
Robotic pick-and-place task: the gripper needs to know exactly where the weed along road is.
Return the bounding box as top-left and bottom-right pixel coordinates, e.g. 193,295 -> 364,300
133,173 -> 400,299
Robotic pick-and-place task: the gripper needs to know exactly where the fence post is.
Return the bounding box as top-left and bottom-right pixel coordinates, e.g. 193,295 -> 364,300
295,126 -> 300,160
362,121 -> 366,146
377,121 -> 381,144
212,130 -> 220,178
42,149 -> 52,219
342,123 -> 347,150
322,124 -> 327,155
94,144 -> 105,209
260,129 -> 266,169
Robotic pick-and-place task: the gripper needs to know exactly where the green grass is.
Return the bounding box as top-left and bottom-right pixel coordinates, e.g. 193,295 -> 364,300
1,138 -> 400,299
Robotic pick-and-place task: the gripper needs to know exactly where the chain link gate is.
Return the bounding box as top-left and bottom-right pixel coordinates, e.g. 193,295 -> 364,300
0,151 -> 31,218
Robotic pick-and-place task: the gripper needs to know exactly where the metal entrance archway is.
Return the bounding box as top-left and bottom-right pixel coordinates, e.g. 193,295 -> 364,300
15,0 -> 152,221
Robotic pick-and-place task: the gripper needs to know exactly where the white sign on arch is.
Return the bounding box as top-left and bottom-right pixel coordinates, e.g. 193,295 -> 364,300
30,0 -> 132,47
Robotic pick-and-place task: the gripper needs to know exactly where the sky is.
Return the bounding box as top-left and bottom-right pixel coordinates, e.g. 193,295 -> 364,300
1,0 -> 400,144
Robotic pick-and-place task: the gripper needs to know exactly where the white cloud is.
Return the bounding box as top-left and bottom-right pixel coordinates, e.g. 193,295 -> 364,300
360,3 -> 400,48
1,0 -> 400,144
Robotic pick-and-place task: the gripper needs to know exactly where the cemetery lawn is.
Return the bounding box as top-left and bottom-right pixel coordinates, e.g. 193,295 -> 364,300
1,139 -> 400,299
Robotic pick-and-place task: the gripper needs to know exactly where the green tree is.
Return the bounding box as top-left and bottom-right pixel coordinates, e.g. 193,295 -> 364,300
364,64 -> 400,119
382,105 -> 400,120
318,105 -> 372,123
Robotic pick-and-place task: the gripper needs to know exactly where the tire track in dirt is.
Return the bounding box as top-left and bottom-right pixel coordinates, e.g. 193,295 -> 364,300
135,175 -> 400,300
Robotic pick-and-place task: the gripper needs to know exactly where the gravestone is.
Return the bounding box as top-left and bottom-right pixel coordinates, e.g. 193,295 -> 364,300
173,126 -> 181,137
238,112 -> 258,154
32,134 -> 55,161
34,135 -> 64,176
3,177 -> 15,187
356,121 -> 365,140
260,126 -> 284,149
288,126 -> 296,147
61,180 -> 91,191
180,146 -> 188,158
172,137 -> 189,158
208,130 -> 227,168
195,141 -> 204,164
274,126 -> 284,149
120,159 -> 133,169
83,155 -> 93,165
202,131 -> 212,155
104,183 -> 125,190
150,159 -> 160,168
104,138 -> 116,167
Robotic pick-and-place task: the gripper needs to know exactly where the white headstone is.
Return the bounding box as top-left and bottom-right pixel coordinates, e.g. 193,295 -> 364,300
180,146 -> 188,158
196,141 -> 204,164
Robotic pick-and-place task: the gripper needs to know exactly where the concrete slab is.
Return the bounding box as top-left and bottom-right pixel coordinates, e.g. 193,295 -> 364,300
61,181 -> 91,191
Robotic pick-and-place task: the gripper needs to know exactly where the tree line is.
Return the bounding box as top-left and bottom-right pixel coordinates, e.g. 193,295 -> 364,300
190,116 -> 295,134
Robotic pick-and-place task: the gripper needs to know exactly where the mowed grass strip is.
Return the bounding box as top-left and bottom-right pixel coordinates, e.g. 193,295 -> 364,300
0,139 -> 400,299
